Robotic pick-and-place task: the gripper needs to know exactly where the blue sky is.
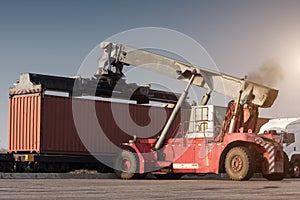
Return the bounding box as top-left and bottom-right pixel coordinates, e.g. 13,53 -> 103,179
1,0 -> 300,147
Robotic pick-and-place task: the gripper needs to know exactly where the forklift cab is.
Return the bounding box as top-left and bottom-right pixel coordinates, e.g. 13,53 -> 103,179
185,105 -> 226,138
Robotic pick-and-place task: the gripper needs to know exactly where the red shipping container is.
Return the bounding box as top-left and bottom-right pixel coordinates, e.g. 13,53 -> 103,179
8,94 -> 190,156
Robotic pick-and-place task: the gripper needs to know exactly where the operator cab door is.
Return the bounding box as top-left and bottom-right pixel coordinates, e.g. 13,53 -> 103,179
173,106 -> 212,173
185,105 -> 226,139
182,105 -> 226,173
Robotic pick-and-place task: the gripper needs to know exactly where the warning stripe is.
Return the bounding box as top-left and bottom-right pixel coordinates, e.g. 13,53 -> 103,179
255,137 -> 275,173
11,89 -> 41,95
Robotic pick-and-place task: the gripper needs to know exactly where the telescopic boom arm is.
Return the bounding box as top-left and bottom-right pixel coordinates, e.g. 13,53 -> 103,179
97,42 -> 278,108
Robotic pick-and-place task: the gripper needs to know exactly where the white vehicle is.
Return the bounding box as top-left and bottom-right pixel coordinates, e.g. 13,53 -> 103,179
259,118 -> 300,177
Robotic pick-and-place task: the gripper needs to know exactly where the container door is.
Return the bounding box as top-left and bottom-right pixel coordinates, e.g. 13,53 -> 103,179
8,94 -> 41,153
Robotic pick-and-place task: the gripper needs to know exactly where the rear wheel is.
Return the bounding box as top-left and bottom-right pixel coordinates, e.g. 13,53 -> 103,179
114,150 -> 142,179
225,146 -> 254,181
263,173 -> 285,181
263,153 -> 289,181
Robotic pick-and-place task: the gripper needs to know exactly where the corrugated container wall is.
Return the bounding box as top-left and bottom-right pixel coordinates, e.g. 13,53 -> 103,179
8,94 -> 190,155
8,94 -> 41,153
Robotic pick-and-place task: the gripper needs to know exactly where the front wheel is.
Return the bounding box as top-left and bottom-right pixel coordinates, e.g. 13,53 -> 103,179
114,150 -> 142,179
225,146 -> 255,181
291,161 -> 300,178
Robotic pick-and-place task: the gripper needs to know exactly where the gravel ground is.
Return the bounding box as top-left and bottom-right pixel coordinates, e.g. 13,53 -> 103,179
0,173 -> 299,199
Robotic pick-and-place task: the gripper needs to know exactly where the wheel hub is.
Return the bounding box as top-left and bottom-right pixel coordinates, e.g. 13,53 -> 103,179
294,165 -> 300,177
231,155 -> 243,172
121,159 -> 131,171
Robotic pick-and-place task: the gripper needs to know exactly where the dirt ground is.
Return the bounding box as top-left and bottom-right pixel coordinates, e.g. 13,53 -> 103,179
0,173 -> 299,199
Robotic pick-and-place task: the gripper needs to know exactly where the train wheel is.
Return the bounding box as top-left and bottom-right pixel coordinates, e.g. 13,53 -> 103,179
225,146 -> 254,181
114,150 -> 140,179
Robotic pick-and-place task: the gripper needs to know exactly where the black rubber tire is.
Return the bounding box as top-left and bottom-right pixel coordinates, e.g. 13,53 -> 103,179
291,161 -> 300,178
263,173 -> 285,181
263,153 -> 289,181
114,150 -> 140,180
154,174 -> 183,180
225,146 -> 255,181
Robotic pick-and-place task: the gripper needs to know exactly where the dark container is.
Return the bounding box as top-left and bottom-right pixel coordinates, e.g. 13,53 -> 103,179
255,117 -> 271,133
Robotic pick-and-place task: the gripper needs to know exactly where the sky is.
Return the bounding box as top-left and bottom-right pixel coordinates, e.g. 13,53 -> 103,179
0,0 -> 300,148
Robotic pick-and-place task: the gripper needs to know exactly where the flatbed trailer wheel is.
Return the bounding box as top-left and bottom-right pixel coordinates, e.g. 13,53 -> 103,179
114,150 -> 144,179
225,146 -> 255,181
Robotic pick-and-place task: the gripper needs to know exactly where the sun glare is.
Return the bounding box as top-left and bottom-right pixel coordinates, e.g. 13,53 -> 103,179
282,47 -> 300,71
